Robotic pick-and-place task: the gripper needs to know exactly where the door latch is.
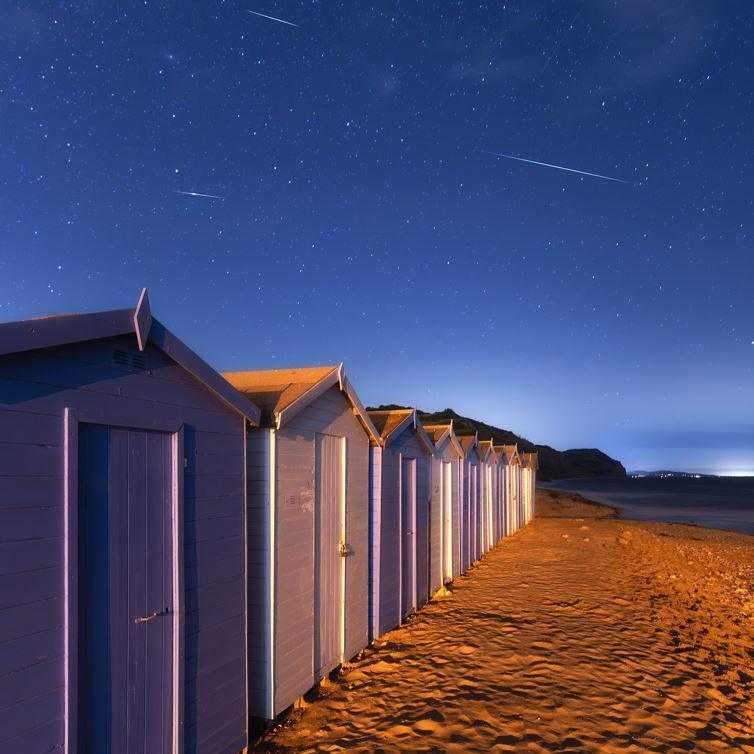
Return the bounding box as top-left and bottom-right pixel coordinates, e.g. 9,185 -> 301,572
134,607 -> 170,624
339,543 -> 353,557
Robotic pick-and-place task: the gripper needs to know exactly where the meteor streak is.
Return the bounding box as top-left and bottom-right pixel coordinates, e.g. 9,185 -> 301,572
175,190 -> 225,200
246,10 -> 299,27
480,150 -> 631,184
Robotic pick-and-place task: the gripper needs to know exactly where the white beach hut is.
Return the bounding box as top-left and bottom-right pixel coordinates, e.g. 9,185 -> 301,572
458,434 -> 483,569
423,421 -> 464,592
478,440 -> 500,553
501,444 -> 522,534
367,408 -> 435,640
222,365 -> 380,723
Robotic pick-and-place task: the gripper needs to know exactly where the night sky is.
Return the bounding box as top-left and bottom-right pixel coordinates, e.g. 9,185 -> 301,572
2,2 -> 753,474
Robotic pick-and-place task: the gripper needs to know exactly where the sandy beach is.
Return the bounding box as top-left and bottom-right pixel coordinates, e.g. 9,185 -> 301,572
255,489 -> 754,753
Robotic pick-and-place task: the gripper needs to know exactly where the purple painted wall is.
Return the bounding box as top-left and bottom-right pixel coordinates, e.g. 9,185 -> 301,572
0,333 -> 248,754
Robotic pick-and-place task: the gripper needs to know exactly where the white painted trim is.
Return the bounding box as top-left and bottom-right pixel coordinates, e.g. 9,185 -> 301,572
429,458 -> 445,591
411,458 -> 417,614
64,409 -> 184,754
172,426 -> 185,754
339,436 -> 347,663
266,429 -> 276,718
397,452 -> 402,621
241,420 -> 249,743
275,368 -> 340,429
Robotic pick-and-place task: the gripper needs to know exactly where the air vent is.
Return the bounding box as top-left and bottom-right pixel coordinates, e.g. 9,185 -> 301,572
113,348 -> 148,371
113,349 -> 129,367
130,353 -> 146,371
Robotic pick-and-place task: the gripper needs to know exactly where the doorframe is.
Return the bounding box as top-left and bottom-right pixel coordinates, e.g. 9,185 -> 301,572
339,436 -> 347,664
64,407 -> 185,754
442,461 -> 452,583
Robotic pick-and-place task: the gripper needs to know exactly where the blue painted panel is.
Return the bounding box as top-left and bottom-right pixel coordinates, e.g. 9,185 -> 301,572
78,424 -> 173,754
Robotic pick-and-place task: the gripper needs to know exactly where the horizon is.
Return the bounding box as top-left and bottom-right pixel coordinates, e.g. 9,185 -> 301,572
2,2 -> 752,475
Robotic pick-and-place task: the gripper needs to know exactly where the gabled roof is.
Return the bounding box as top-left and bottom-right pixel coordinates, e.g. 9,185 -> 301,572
478,439 -> 500,463
368,408 -> 413,439
367,408 -> 435,453
0,288 -> 261,424
498,444 -> 521,465
477,439 -> 493,461
522,452 -> 539,470
223,363 -> 381,443
422,421 -> 464,458
223,365 -> 337,417
458,433 -> 483,460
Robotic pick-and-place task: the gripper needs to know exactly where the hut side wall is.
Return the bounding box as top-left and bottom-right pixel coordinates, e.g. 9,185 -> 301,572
388,426 -> 431,610
246,429 -> 272,720
428,437 -> 461,591
0,335 -> 248,754
368,445 -> 382,640
376,447 -> 400,637
429,450 -> 442,596
269,385 -> 370,716
373,426 -> 432,637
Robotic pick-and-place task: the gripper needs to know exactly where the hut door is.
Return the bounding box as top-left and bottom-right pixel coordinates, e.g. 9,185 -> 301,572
400,457 -> 416,618
441,462 -> 452,583
487,466 -> 494,550
314,433 -> 344,676
78,424 -> 174,754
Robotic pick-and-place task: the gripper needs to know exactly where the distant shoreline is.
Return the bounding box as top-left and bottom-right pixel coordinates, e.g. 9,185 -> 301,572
541,476 -> 754,536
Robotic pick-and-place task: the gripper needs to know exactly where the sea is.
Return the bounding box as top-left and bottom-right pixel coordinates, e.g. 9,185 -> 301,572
540,476 -> 754,536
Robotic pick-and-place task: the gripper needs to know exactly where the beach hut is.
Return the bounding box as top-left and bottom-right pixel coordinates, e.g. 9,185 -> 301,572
521,452 -> 539,525
458,434 -> 483,569
493,445 -> 509,539
367,408 -> 435,640
478,440 -> 500,554
0,290 -> 261,754
501,444 -> 522,534
221,365 -> 379,723
422,421 -> 464,593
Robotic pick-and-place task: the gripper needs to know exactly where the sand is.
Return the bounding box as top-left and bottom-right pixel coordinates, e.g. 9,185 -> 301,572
255,490 -> 754,753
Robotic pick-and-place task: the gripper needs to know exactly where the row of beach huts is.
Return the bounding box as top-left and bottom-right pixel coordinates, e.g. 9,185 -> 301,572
0,290 -> 537,754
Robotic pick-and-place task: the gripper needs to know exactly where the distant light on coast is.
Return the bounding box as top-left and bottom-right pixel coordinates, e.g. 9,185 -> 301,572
718,470 -> 754,478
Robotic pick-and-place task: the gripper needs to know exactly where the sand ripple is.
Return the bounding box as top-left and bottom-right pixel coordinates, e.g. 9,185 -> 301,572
255,491 -> 754,753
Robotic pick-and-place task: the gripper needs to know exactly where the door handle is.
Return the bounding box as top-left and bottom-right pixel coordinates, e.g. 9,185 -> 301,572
134,607 -> 170,624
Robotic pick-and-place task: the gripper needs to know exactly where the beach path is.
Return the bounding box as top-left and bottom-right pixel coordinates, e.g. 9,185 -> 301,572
256,491 -> 754,753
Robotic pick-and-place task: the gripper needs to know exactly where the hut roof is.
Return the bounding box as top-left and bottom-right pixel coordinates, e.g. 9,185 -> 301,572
499,444 -> 521,465
223,365 -> 337,415
422,421 -> 464,457
0,288 -> 261,424
478,439 -> 500,462
223,363 -> 381,442
522,452 -> 539,470
458,433 -> 483,459
368,408 -> 413,438
367,408 -> 435,452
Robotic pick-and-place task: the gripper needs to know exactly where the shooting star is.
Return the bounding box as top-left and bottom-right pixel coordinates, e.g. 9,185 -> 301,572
175,190 -> 225,200
246,10 -> 299,27
480,150 -> 632,184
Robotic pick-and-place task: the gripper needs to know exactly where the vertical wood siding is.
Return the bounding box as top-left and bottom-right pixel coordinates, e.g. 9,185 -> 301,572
368,446 -> 382,640
260,385 -> 370,719
428,437 -> 460,591
0,335 -> 247,754
373,427 -> 432,637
